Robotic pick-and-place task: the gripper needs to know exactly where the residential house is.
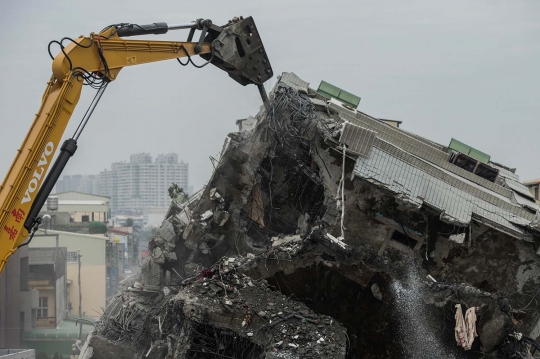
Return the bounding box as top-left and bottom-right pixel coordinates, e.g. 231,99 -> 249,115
28,248 -> 67,328
39,192 -> 110,229
30,230 -> 106,319
107,228 -> 132,264
0,247 -> 38,349
111,215 -> 143,229
524,179 -> 540,204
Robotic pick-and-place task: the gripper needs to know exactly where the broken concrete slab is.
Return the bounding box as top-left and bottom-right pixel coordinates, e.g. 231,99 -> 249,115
271,234 -> 301,247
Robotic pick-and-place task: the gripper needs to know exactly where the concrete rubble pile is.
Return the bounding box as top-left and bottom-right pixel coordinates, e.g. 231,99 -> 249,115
80,73 -> 540,359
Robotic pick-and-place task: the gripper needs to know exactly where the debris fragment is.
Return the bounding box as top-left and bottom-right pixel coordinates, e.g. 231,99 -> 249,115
200,210 -> 213,221
325,232 -> 347,249
455,304 -> 478,350
243,183 -> 265,227
371,283 -> 382,301
449,232 -> 466,244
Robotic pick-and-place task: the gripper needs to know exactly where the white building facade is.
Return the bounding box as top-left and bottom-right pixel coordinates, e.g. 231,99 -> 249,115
99,153 -> 188,214
55,174 -> 99,194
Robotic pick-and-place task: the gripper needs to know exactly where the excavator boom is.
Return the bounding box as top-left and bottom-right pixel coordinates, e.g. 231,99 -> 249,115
0,16 -> 272,274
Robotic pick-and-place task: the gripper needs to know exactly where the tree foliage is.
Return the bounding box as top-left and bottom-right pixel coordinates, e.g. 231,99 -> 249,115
88,221 -> 108,234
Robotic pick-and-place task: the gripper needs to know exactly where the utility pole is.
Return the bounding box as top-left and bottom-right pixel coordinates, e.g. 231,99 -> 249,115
78,249 -> 82,339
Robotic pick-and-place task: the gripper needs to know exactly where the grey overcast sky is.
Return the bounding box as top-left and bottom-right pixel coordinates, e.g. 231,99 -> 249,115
0,1 -> 539,190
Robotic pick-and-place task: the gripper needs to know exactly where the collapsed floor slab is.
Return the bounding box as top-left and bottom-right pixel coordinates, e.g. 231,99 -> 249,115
81,73 -> 540,359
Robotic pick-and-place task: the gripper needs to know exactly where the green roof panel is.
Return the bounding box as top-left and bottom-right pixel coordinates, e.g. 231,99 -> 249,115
317,81 -> 340,97
448,138 -> 471,155
448,138 -> 491,164
468,148 -> 490,164
317,80 -> 361,109
338,90 -> 361,108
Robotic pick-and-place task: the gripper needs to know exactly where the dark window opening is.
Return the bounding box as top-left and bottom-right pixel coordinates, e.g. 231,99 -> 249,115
475,163 -> 498,182
81,215 -> 89,223
449,152 -> 498,182
534,186 -> 539,200
453,153 -> 476,172
391,230 -> 417,249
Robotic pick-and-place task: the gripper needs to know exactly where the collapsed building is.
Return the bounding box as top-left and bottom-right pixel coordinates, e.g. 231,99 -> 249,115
79,73 -> 540,359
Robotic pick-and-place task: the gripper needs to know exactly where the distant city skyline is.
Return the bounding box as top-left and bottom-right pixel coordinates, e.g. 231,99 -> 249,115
55,152 -> 190,215
56,174 -> 99,195
98,152 -> 189,214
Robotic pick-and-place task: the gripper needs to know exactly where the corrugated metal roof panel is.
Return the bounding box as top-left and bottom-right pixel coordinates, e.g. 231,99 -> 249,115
340,123 -> 377,157
343,112 -> 513,199
354,146 -> 534,236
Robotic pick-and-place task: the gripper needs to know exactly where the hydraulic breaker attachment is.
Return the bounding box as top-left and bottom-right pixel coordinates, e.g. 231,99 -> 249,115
204,16 -> 273,86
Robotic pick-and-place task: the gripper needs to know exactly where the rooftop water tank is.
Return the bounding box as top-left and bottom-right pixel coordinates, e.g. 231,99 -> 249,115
47,196 -> 58,211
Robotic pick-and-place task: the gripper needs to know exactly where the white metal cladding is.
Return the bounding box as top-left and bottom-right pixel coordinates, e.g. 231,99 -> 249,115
353,146 -> 533,236
340,123 -> 377,158
513,191 -> 539,212
504,178 -> 536,201
341,112 -> 513,199
279,72 -> 309,93
309,97 -> 328,108
491,163 -> 520,181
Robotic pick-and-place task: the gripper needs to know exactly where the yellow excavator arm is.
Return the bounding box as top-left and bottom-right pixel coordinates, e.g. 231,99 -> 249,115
0,17 -> 272,274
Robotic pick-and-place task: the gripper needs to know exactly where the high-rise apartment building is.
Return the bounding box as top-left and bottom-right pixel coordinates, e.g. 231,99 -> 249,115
98,153 -> 188,214
55,174 -> 99,194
